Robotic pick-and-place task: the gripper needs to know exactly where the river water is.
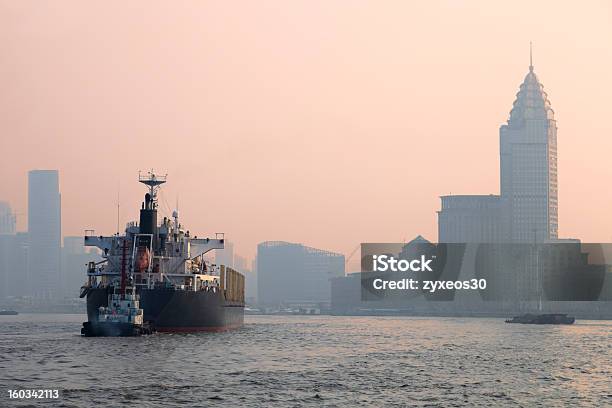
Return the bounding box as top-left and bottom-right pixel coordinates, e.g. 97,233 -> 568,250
0,314 -> 610,407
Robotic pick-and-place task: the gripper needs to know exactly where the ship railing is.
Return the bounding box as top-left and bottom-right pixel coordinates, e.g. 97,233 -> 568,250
87,270 -> 120,277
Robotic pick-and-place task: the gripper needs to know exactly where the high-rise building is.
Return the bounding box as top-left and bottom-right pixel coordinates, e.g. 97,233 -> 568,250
61,236 -> 94,298
215,241 -> 234,268
233,254 -> 247,272
500,54 -> 558,242
246,257 -> 258,303
0,202 -> 16,235
439,48 -> 558,243
257,241 -> 344,306
0,232 -> 29,299
0,201 -> 18,298
28,170 -> 61,298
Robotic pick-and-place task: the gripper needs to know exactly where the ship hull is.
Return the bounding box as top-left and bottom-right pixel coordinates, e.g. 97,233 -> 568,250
86,287 -> 244,332
81,321 -> 154,337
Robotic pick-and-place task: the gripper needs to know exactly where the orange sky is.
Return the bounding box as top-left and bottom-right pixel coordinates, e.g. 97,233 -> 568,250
1,1 -> 611,266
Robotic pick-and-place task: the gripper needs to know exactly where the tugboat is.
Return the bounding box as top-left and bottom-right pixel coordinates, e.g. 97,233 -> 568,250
505,313 -> 575,325
81,287 -> 153,336
82,239 -> 153,336
80,171 -> 245,333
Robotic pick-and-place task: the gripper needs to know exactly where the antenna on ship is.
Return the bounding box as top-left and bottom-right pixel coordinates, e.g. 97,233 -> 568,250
173,195 -> 180,231
138,169 -> 167,206
116,180 -> 120,235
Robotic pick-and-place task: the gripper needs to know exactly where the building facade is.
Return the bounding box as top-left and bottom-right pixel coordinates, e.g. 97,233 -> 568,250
500,61 -> 558,242
257,241 -> 344,306
0,232 -> 29,299
438,195 -> 502,243
0,202 -> 17,299
28,170 -> 61,298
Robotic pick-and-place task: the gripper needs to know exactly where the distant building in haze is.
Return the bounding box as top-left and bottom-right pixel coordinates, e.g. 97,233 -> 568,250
0,232 -> 29,300
61,236 -> 97,298
0,202 -> 18,298
233,254 -> 247,272
0,202 -> 16,235
499,57 -> 558,242
439,50 -> 558,243
246,257 -> 258,303
257,241 -> 344,306
215,241 -> 234,268
438,195 -> 502,243
28,170 -> 61,298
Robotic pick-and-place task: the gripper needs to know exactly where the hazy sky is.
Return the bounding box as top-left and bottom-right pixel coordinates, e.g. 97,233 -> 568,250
1,1 -> 611,266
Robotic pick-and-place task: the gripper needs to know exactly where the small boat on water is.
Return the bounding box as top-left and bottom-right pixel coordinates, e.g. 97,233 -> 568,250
81,285 -> 154,337
82,242 -> 154,337
0,310 -> 18,316
505,313 -> 575,325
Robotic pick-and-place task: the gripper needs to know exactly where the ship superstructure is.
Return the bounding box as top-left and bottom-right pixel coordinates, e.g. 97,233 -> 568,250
81,172 -> 244,334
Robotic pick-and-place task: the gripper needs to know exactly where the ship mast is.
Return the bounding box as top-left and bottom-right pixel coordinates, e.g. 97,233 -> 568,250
120,238 -> 128,299
138,170 -> 167,206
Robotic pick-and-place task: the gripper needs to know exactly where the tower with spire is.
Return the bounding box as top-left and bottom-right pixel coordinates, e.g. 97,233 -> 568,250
438,44 -> 558,243
500,43 -> 558,242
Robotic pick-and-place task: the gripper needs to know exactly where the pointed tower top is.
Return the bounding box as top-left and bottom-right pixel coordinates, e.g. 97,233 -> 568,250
529,42 -> 533,72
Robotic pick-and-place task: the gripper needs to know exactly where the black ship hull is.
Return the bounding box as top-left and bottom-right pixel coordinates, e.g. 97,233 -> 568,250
86,287 -> 244,332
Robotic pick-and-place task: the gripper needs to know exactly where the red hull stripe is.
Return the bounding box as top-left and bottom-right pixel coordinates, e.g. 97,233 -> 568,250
156,324 -> 243,333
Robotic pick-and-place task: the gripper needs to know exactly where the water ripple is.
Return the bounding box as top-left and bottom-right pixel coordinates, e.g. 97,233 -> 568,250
0,314 -> 610,407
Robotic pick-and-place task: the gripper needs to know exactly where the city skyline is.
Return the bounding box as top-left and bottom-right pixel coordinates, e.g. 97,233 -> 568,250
1,1 -> 612,262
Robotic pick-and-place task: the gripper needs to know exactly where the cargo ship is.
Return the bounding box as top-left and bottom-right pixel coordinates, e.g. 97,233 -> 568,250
80,172 -> 244,334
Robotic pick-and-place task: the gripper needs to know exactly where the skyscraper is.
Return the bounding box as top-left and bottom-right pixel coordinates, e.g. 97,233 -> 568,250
61,236 -> 93,298
500,47 -> 558,242
28,170 -> 61,298
215,241 -> 234,268
0,202 -> 16,235
0,202 -> 17,299
439,47 -> 558,243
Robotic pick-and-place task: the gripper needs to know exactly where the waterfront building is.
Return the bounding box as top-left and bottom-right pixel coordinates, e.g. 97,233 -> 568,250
257,241 -> 344,306
28,170 -> 61,298
438,195 -> 502,243
500,54 -> 558,242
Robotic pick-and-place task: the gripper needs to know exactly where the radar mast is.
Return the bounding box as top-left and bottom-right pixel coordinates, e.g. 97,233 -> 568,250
138,170 -> 167,206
